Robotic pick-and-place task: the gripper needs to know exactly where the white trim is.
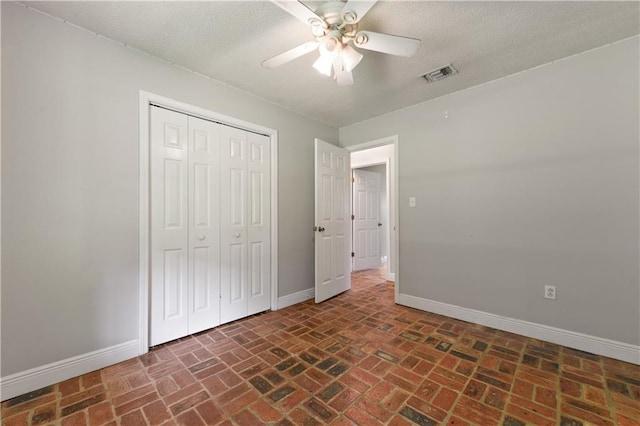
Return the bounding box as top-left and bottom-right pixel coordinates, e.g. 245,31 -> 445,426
344,136 -> 398,153
397,293 -> 640,365
138,93 -> 150,356
0,340 -> 140,401
351,158 -> 392,279
138,91 -> 279,351
0,0 -> 3,394
345,136 -> 399,296
278,288 -> 315,309
270,132 -> 279,311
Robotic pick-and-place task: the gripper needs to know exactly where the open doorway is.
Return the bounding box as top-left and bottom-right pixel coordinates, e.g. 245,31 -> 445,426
347,137 -> 397,284
352,166 -> 386,271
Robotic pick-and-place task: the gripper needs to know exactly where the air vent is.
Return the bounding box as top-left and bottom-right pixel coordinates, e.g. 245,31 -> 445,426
421,64 -> 458,82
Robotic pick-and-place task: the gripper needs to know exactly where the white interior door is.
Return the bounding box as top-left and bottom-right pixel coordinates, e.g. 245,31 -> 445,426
315,139 -> 351,303
187,116 -> 221,334
352,169 -> 382,271
220,126 -> 248,323
247,132 -> 271,315
220,126 -> 271,323
150,107 -> 189,346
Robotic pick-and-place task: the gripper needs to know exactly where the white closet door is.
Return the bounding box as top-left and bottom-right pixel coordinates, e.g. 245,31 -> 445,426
187,116 -> 221,334
247,132 -> 271,315
220,127 -> 271,323
150,106 -> 189,346
220,126 -> 249,323
150,106 -> 271,343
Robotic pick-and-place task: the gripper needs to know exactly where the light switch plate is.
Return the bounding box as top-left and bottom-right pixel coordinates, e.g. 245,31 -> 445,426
409,197 -> 416,207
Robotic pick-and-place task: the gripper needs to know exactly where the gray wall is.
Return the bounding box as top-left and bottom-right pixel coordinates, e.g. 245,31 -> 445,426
341,37 -> 640,345
1,3 -> 337,376
357,164 -> 388,261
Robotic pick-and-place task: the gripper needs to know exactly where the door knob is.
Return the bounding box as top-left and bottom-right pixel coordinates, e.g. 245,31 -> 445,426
318,227 -> 326,232
235,232 -> 241,238
378,223 -> 382,227
198,235 -> 206,241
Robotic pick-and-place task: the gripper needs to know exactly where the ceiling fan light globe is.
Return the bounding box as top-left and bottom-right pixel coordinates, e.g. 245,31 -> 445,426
319,36 -> 341,58
342,45 -> 363,72
313,54 -> 333,76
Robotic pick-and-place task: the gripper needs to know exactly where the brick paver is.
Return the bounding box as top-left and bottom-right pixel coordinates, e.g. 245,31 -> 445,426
2,267 -> 639,425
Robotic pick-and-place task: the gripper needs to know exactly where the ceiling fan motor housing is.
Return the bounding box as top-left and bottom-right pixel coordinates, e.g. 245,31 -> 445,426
315,1 -> 349,26
312,3 -> 359,50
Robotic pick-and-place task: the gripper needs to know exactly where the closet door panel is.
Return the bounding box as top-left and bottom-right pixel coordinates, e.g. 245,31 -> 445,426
150,106 -> 271,342
150,106 -> 189,346
220,126 -> 249,324
187,116 -> 221,334
247,133 -> 271,315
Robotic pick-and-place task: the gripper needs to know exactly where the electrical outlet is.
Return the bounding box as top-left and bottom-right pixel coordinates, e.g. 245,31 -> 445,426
544,285 -> 556,300
409,196 -> 416,207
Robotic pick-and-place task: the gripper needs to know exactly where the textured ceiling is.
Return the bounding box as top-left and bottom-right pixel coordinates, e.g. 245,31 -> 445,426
24,1 -> 640,127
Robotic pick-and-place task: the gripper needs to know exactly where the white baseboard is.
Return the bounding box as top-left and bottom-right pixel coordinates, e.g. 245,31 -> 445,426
397,293 -> 640,365
0,340 -> 140,401
277,288 -> 314,309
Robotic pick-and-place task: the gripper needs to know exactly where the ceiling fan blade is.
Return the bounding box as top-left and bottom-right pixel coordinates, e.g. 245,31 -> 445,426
262,41 -> 319,69
341,1 -> 378,24
271,0 -> 327,27
354,31 -> 420,57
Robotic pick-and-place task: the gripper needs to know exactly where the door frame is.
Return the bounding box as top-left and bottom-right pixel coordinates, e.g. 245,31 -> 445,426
138,91 -> 279,355
345,135 -> 399,302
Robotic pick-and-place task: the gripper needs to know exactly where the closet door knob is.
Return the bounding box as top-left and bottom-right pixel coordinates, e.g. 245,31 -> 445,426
198,235 -> 206,241
235,232 -> 241,238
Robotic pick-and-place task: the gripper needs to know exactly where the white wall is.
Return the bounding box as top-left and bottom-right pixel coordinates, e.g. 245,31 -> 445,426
341,37 -> 640,353
1,2 -> 337,380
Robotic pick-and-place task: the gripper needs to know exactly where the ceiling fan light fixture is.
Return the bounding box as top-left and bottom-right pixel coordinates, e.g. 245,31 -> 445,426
313,54 -> 334,76
333,56 -> 354,85
266,0 -> 422,86
342,44 -> 363,72
319,34 -> 341,57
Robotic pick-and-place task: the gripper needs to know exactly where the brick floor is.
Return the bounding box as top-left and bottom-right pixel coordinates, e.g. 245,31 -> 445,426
2,266 -> 640,425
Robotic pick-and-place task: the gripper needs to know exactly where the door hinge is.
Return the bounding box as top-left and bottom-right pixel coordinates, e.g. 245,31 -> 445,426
351,252 -> 355,257
351,177 -> 355,183
351,214 -> 354,220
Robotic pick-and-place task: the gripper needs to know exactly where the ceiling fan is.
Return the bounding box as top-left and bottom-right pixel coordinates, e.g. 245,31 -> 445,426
262,0 -> 421,85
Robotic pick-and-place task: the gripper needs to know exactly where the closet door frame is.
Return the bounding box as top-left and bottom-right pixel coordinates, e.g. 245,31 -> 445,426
138,91 -> 279,355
